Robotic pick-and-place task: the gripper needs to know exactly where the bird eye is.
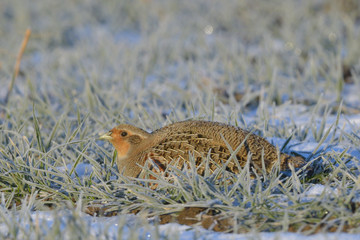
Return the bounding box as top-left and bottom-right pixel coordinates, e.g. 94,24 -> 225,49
121,131 -> 128,137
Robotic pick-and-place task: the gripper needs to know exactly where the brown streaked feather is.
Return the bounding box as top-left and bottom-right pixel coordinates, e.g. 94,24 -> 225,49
103,120 -> 306,178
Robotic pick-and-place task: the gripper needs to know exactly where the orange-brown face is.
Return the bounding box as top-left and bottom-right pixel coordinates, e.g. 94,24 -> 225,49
100,125 -> 147,159
99,128 -> 133,158
108,128 -> 132,157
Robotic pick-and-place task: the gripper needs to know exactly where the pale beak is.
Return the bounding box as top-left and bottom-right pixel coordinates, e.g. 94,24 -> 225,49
99,132 -> 113,141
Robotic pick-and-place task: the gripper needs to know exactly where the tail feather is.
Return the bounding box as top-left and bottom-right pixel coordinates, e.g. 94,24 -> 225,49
280,154 -> 307,170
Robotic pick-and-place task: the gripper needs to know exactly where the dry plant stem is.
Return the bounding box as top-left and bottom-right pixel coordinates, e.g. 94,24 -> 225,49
4,28 -> 31,105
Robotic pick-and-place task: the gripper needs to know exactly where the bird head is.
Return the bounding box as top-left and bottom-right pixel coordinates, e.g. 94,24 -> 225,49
99,124 -> 151,158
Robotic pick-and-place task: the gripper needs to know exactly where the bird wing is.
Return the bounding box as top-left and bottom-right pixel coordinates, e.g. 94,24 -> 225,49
147,130 -> 242,174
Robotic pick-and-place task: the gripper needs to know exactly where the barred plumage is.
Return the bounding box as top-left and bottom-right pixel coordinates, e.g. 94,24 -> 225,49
100,120 -> 306,178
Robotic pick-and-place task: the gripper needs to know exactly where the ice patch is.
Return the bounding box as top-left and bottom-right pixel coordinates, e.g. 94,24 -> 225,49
56,163 -> 93,177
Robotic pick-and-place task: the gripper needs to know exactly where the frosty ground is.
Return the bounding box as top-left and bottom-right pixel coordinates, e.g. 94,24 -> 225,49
1,0 -> 360,239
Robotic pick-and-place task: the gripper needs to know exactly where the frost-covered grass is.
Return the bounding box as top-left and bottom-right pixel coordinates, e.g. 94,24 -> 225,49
1,0 -> 360,239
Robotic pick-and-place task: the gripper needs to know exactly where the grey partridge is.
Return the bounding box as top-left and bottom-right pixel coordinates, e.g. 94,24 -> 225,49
99,120 -> 305,178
